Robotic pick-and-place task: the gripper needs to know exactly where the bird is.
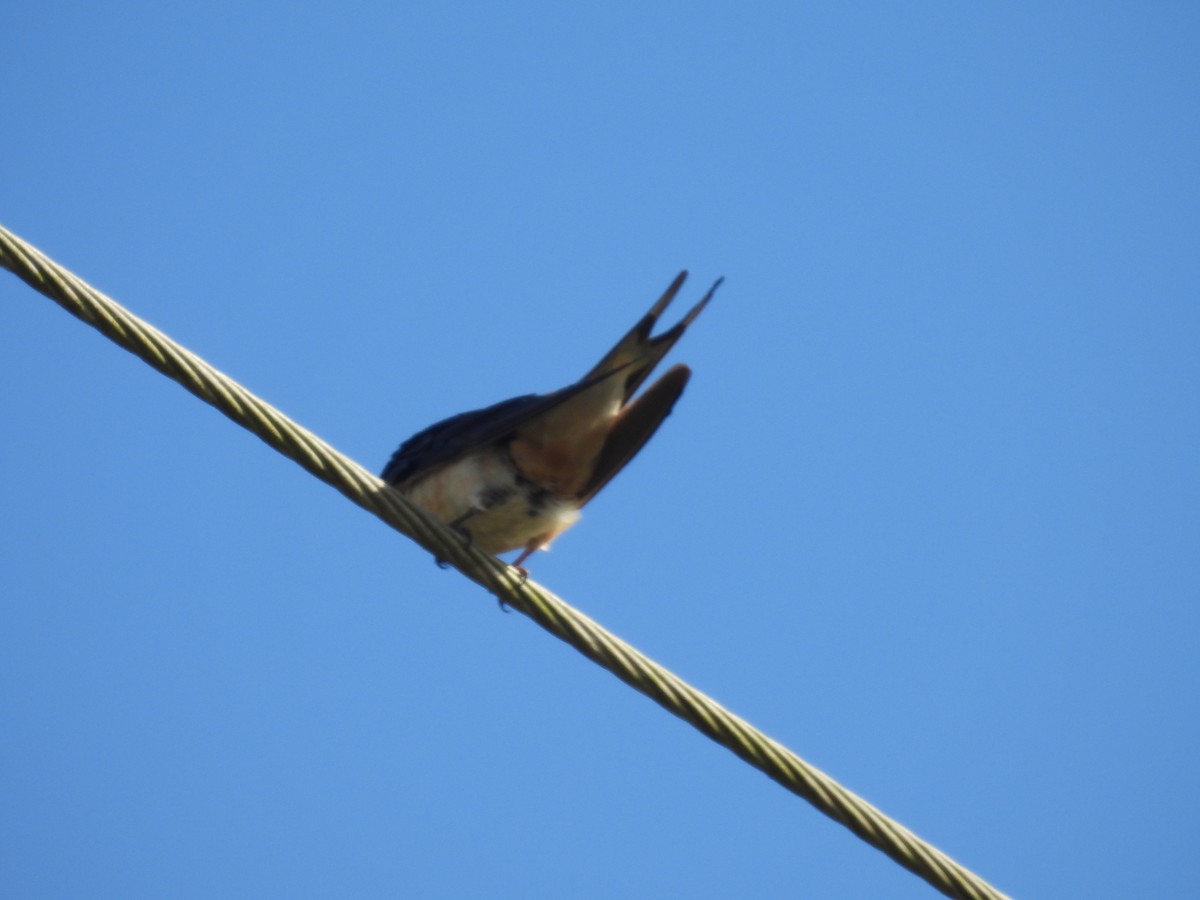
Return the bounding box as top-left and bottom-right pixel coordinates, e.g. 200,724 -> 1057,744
381,271 -> 722,569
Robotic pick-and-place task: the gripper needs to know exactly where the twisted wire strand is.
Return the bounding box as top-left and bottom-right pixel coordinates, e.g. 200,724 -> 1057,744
1,223 -> 1009,900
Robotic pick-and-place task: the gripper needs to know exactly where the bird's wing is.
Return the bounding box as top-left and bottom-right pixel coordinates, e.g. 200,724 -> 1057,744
380,367 -> 629,487
576,363 -> 692,506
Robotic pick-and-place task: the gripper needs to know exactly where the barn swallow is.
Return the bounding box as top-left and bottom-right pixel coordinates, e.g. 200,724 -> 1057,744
381,271 -> 721,568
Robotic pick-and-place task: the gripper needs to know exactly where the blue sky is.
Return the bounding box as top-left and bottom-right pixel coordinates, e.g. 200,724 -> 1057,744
2,4 -> 1197,898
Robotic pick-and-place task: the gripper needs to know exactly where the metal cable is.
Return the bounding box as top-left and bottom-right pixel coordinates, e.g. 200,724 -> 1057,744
1,223 -> 1010,899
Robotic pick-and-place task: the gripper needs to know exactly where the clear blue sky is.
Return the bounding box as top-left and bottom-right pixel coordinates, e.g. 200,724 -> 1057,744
3,5 -> 1197,898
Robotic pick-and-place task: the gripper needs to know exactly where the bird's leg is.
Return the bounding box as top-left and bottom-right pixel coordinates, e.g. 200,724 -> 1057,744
434,508 -> 480,569
449,508 -> 479,544
506,544 -> 538,584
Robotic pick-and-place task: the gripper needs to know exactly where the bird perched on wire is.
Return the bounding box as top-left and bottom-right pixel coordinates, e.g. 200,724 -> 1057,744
381,271 -> 722,569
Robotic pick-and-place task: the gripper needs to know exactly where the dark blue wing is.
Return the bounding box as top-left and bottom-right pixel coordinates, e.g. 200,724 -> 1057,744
380,393 -> 545,485
381,360 -> 638,487
380,365 -> 629,486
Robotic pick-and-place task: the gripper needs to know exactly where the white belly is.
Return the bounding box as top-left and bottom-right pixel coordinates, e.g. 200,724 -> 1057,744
401,447 -> 581,555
